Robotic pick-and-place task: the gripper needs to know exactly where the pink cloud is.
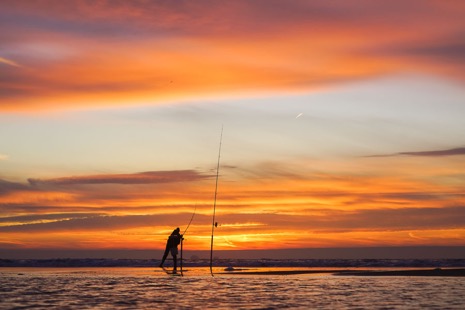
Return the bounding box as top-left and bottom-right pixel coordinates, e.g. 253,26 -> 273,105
1,0 -> 464,111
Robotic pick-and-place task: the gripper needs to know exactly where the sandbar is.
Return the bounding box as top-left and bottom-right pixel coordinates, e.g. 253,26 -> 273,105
218,268 -> 465,277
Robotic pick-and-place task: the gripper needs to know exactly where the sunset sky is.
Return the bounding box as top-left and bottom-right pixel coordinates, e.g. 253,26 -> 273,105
1,0 -> 465,257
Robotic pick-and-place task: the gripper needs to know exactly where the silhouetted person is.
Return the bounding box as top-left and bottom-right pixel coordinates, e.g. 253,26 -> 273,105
159,227 -> 183,273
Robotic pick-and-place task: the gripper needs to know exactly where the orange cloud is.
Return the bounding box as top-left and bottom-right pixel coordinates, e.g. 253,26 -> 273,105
1,153 -> 464,251
1,0 -> 464,112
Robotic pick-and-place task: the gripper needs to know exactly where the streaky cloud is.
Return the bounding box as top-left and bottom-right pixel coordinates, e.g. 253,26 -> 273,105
0,213 -> 211,233
0,213 -> 104,224
0,56 -> 21,67
366,146 -> 465,158
374,38 -> 465,65
398,147 -> 465,157
0,179 -> 34,194
28,170 -> 212,186
218,205 -> 465,232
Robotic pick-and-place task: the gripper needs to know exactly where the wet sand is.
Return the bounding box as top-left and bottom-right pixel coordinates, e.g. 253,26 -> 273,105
3,267 -> 464,309
337,268 -> 465,277
2,266 -> 465,277
219,268 -> 465,277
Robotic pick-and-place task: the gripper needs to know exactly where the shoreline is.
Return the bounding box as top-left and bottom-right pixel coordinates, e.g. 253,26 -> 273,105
1,266 -> 465,277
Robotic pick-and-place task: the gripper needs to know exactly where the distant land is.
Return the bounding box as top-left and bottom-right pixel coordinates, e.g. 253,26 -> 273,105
1,246 -> 464,260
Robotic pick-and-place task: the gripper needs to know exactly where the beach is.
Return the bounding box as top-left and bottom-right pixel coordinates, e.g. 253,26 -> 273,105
1,267 -> 464,309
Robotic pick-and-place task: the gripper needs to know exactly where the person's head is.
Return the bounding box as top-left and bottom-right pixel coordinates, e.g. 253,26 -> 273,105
173,227 -> 180,234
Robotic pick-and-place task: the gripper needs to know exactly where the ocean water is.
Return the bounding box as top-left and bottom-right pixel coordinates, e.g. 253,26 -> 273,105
1,267 -> 464,309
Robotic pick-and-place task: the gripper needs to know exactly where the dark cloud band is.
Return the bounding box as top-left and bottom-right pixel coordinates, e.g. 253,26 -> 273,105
367,147 -> 465,158
28,170 -> 212,186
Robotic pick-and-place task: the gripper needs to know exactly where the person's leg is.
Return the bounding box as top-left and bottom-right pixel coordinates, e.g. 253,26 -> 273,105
172,254 -> 177,273
160,246 -> 170,267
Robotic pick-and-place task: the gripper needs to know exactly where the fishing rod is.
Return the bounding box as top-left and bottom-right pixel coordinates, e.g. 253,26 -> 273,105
210,125 -> 223,276
181,204 -> 197,277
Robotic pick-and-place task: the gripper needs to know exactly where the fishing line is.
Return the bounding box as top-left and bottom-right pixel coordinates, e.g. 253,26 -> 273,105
183,204 -> 197,236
